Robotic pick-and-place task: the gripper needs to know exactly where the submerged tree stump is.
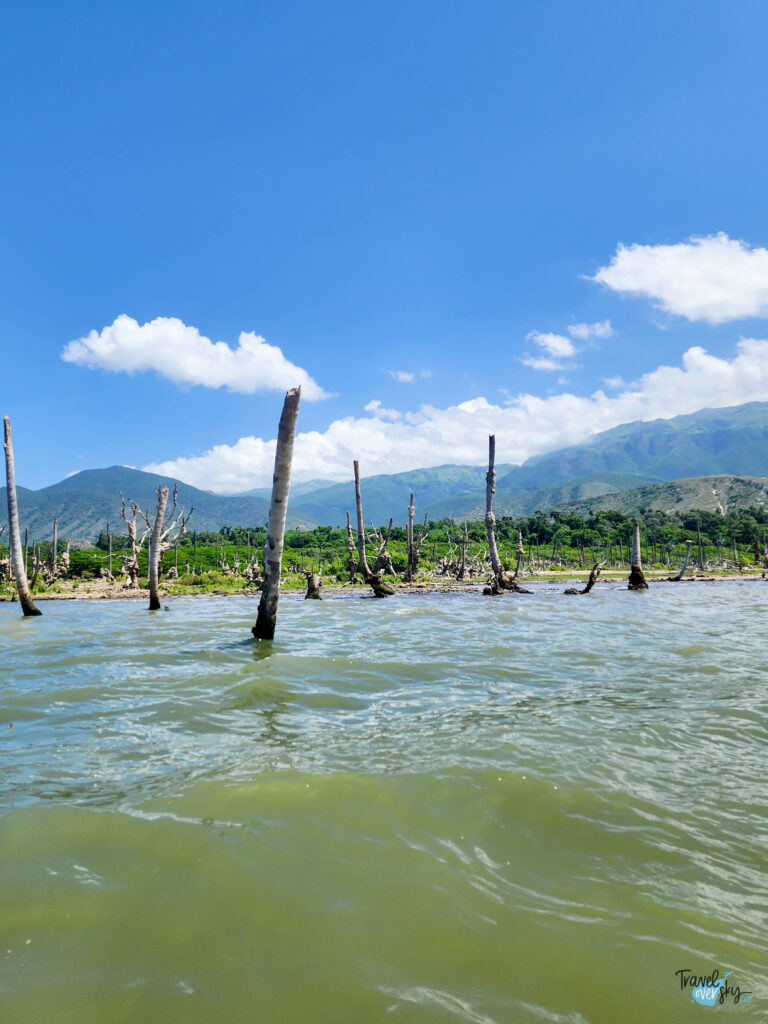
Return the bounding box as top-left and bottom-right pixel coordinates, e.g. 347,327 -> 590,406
628,519 -> 649,591
304,571 -> 322,599
564,562 -> 603,595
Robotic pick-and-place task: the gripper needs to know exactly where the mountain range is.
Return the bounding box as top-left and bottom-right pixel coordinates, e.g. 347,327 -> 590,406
3,402 -> 768,544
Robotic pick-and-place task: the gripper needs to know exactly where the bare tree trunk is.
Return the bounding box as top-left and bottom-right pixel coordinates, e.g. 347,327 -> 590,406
458,523 -> 468,580
345,510 -> 358,580
148,486 -> 170,610
697,521 -> 705,568
628,519 -> 648,590
253,387 -> 301,639
565,562 -> 602,595
304,570 -> 322,599
353,460 -> 395,597
672,539 -> 693,581
484,435 -> 529,594
49,517 -> 58,574
404,493 -> 415,582
24,527 -> 28,578
3,417 -> 41,615
513,530 -> 525,579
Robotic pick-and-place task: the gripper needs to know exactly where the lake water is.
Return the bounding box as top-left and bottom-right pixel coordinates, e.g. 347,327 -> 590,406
1,584 -> 766,1022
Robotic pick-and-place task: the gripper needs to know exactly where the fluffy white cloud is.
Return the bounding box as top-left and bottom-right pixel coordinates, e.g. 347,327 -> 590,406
143,338 -> 768,493
568,320 -> 614,339
62,314 -> 329,400
592,233 -> 768,324
526,331 -> 577,358
521,356 -> 562,372
387,370 -> 416,383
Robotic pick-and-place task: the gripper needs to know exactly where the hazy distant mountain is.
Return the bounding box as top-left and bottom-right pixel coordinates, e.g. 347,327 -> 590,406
4,402 -> 768,542
0,467 -> 313,544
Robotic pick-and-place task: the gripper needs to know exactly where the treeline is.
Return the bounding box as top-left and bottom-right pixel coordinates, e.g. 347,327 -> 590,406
4,504 -> 767,585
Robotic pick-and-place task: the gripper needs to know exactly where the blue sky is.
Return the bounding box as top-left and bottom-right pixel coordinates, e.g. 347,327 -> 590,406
4,0 -> 768,492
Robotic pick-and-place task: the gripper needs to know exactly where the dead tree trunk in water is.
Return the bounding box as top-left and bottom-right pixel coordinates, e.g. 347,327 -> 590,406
353,460 -> 395,597
513,530 -> 525,579
304,570 -> 322,599
484,435 -> 529,594
672,540 -> 693,581
628,519 -> 649,590
565,561 -> 603,595
141,484 -> 194,610
404,493 -> 415,582
253,387 -> 301,639
3,417 -> 41,615
372,518 -> 396,577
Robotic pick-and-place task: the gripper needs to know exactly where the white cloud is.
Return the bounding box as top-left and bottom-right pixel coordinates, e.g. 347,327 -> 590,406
387,370 -> 416,383
568,320 -> 614,339
364,400 -> 402,422
603,375 -> 625,389
592,233 -> 768,324
143,338 -> 768,493
526,331 -> 577,358
521,356 -> 562,372
61,314 -> 329,400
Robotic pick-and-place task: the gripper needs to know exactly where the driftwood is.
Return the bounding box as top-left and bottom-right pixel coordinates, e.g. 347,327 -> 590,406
564,562 -> 603,595
484,435 -> 530,594
253,387 -> 301,639
3,416 -> 41,616
628,519 -> 649,591
353,460 -> 395,597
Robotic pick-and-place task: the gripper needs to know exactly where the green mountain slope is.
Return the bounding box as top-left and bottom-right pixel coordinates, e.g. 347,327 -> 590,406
563,475 -> 768,517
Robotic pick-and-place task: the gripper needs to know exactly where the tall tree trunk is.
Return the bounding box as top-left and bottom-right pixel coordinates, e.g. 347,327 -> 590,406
628,519 -> 648,590
253,387 -> 301,639
697,521 -> 705,568
458,523 -> 468,580
672,539 -> 693,581
24,527 -> 28,578
50,518 -> 58,573
405,493 -> 415,582
484,435 -> 529,593
353,460 -> 395,597
148,486 -> 170,610
345,511 -> 358,580
3,417 -> 41,615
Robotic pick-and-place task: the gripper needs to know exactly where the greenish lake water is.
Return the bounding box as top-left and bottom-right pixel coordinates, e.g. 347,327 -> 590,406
1,584 -> 766,1022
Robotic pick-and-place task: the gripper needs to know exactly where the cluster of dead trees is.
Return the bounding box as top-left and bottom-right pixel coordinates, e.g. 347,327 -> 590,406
1,395 -> 705,638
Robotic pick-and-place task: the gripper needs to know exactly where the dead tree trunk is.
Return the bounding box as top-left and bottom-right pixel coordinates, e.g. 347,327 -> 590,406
672,540 -> 693,581
140,484 -> 194,610
353,460 -> 395,597
148,487 -> 169,610
484,435 -> 529,594
24,527 -> 28,578
404,493 -> 415,582
120,493 -> 150,587
628,519 -> 649,590
372,518 -> 396,577
49,517 -> 58,574
304,570 -> 322,599
457,523 -> 468,580
345,511 -> 358,580
565,562 -> 603,594
513,530 -> 525,579
253,387 -> 301,639
3,417 -> 41,615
